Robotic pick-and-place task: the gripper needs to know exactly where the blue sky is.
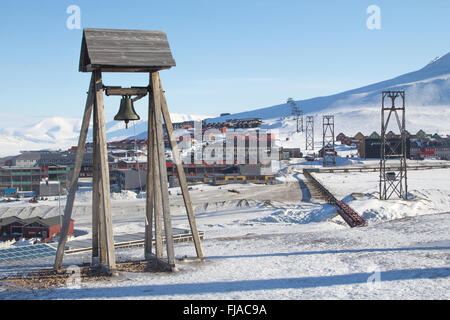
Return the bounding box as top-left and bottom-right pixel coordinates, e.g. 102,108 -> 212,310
0,0 -> 449,127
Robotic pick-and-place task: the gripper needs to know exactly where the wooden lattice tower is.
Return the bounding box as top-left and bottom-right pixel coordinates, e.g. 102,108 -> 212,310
54,28 -> 205,274
289,99 -> 304,133
322,115 -> 336,166
379,91 -> 408,200
305,116 -> 314,150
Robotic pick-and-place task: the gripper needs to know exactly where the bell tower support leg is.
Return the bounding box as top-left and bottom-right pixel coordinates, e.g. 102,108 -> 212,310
145,80 -> 155,260
93,70 -> 116,273
54,74 -> 95,271
158,78 -> 205,260
151,72 -> 176,269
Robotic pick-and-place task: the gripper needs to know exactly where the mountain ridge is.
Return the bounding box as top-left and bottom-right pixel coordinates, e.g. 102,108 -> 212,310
1,52 -> 449,157
205,51 -> 450,122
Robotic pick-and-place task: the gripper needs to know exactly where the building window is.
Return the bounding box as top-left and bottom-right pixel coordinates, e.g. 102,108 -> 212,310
11,226 -> 23,234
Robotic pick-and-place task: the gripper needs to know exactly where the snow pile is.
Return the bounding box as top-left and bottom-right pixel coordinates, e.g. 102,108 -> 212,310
313,169 -> 450,224
74,190 -> 92,203
111,190 -> 138,201
250,203 -> 337,224
13,238 -> 39,246
347,189 -> 450,224
0,240 -> 15,248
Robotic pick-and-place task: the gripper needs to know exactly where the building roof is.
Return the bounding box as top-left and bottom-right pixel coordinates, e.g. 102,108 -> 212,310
0,216 -> 23,227
0,216 -> 70,228
15,153 -> 42,161
79,28 -> 176,73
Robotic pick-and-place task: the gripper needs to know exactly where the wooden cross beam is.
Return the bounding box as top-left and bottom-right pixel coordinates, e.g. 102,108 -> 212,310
105,86 -> 149,97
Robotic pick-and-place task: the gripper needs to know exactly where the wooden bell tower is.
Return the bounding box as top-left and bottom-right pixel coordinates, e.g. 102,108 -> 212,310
54,28 -> 205,274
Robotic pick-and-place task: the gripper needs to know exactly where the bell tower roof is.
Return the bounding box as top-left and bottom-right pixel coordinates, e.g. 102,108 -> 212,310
79,28 -> 176,73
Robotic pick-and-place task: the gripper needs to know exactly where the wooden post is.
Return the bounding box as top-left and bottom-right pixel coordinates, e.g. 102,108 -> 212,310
54,74 -> 95,270
92,97 -> 99,264
145,79 -> 155,259
93,70 -> 116,272
94,101 -> 107,265
159,79 -> 205,260
151,72 -> 176,268
150,87 -> 164,260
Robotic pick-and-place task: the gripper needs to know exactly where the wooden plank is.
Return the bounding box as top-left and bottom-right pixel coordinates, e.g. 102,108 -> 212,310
80,29 -> 176,72
98,67 -> 171,73
54,75 -> 95,270
105,86 -> 148,97
150,92 -> 164,260
94,102 -> 107,265
92,96 -> 99,264
88,53 -> 175,66
145,78 -> 154,259
159,79 -> 205,260
94,70 -> 117,272
87,40 -> 171,51
84,29 -> 169,40
151,72 -> 176,268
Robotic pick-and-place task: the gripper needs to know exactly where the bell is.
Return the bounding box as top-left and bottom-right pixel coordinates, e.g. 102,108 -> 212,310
114,96 -> 140,129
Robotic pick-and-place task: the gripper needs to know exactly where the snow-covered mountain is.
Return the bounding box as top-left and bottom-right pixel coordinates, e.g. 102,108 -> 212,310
0,117 -> 83,157
1,52 -> 449,157
206,52 -> 450,136
0,113 -> 207,157
101,113 -> 207,141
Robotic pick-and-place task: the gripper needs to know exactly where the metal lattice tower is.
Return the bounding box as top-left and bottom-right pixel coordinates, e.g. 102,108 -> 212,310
379,91 -> 408,200
322,115 -> 336,166
289,98 -> 304,132
305,116 -> 314,150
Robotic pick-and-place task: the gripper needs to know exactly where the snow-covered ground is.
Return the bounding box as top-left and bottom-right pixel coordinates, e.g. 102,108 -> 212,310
0,210 -> 448,300
0,163 -> 448,299
313,168 -> 450,223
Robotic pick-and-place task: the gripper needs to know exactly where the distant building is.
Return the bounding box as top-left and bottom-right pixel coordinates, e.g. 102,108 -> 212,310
0,216 -> 74,243
368,132 -> 380,139
14,152 -> 42,167
0,166 -> 69,195
39,180 -> 63,197
280,148 -> 303,159
353,132 -> 365,142
336,133 -> 347,142
358,138 -> 411,159
111,169 -> 147,191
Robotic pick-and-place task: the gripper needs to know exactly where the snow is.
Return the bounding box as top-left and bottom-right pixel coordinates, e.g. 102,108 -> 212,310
0,52 -> 449,299
0,211 -> 448,300
312,168 -> 450,224
204,52 -> 450,139
0,163 -> 448,299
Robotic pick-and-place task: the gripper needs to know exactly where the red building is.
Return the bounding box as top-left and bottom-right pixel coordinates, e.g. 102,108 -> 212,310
0,216 -> 74,243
